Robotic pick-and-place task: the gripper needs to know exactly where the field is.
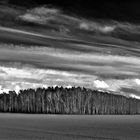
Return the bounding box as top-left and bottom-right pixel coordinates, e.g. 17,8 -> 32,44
0,114 -> 139,140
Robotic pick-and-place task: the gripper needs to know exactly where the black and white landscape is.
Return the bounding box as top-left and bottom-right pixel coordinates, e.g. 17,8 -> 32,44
0,0 -> 140,140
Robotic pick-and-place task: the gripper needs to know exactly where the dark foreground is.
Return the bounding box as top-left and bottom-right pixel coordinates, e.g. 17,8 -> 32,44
0,114 -> 139,140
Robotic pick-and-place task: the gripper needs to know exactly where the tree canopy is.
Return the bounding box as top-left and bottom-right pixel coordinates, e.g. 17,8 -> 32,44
0,87 -> 140,115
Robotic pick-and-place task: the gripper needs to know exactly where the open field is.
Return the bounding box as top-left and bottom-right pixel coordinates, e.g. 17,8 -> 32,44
0,114 -> 139,140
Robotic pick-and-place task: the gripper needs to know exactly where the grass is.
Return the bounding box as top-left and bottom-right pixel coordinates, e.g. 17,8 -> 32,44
0,114 -> 139,140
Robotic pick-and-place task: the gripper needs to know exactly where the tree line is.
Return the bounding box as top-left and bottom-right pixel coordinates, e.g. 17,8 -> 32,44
0,87 -> 140,114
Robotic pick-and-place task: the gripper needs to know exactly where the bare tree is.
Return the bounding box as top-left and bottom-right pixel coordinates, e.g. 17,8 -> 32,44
0,87 -> 140,114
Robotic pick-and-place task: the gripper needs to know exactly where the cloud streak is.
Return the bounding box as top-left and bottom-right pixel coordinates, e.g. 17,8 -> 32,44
0,63 -> 140,98
94,80 -> 109,89
0,64 -> 98,93
0,7 -> 140,99
0,40 -> 140,97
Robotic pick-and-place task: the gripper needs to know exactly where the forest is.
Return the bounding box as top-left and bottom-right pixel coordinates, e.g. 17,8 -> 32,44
0,87 -> 140,115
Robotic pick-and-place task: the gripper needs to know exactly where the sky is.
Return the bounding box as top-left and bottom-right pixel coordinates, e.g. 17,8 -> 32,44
7,0 -> 140,23
0,3 -> 140,99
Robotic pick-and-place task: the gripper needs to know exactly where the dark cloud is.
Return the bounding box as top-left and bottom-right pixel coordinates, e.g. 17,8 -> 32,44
6,1 -> 140,23
121,87 -> 140,96
0,4 -> 140,97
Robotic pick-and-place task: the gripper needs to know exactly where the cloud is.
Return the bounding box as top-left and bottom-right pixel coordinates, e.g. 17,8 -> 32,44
20,14 -> 43,23
15,85 -> 21,93
0,81 -> 49,94
0,63 -> 140,97
129,94 -> 140,100
0,65 -> 78,81
0,66 -> 31,78
94,80 -> 109,89
0,42 -> 140,96
79,21 -> 116,33
0,27 -> 140,97
30,7 -> 60,15
0,85 -> 10,93
0,65 -> 97,93
19,6 -> 60,24
103,79 -> 140,92
134,79 -> 140,85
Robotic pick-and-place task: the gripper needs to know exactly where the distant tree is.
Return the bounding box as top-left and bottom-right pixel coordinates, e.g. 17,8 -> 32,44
0,87 -> 140,114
